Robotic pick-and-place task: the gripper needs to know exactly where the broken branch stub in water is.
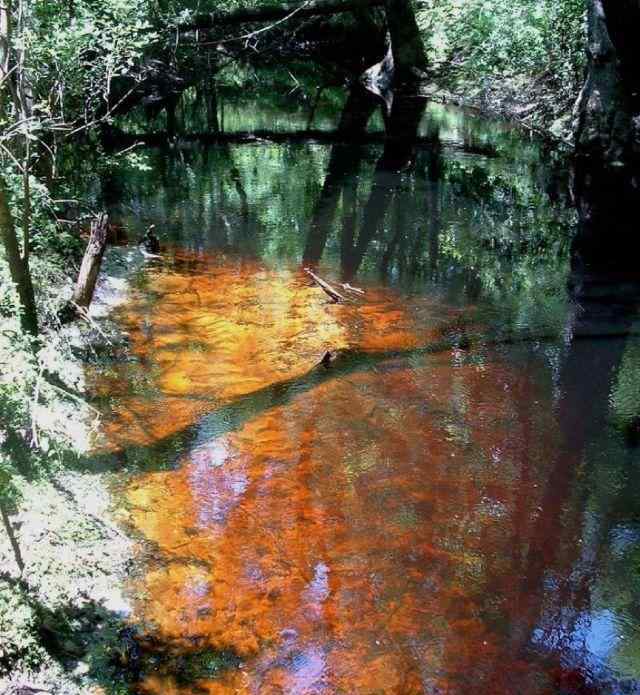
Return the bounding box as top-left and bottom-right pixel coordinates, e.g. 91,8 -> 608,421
59,212 -> 109,322
321,351 -> 333,368
72,212 -> 109,310
304,267 -> 347,303
139,224 -> 163,259
341,282 -> 365,296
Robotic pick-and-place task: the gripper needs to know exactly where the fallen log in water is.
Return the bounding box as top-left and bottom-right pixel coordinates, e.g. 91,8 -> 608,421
304,267 -> 347,303
102,129 -> 500,157
177,0 -> 385,32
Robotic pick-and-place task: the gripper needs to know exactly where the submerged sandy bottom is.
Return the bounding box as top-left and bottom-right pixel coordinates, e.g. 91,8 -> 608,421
94,250 -> 597,694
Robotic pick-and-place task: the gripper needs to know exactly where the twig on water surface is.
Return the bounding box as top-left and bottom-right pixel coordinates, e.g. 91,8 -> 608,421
341,282 -> 365,296
304,267 -> 347,303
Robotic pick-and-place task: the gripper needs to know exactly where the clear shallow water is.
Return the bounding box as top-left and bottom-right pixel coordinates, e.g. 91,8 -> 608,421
92,90 -> 640,694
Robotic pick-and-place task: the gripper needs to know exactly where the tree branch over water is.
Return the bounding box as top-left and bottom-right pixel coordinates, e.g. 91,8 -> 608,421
177,0 -> 385,33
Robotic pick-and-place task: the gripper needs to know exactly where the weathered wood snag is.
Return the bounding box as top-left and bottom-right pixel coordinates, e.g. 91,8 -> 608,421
304,267 -> 347,302
71,212 -> 109,311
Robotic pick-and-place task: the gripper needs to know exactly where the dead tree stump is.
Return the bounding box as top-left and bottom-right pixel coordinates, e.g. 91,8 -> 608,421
71,212 -> 109,311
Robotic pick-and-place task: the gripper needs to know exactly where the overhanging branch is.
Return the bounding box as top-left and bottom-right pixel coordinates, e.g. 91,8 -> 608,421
177,0 -> 385,32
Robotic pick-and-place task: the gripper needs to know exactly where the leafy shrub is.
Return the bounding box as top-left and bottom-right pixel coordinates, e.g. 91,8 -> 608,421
0,583 -> 46,675
418,0 -> 586,125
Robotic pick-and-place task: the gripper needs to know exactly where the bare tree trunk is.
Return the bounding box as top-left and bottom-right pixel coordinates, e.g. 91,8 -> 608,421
572,1 -> 640,270
0,496 -> 24,575
574,0 -> 640,166
1,0 -> 39,337
0,0 -> 11,116
0,174 -> 38,336
383,0 -> 428,86
71,212 -> 108,311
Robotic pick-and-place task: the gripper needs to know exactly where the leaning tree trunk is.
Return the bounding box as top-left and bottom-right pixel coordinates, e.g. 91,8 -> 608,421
0,175 -> 38,336
71,212 -> 109,312
574,0 -> 640,167
0,496 -> 24,575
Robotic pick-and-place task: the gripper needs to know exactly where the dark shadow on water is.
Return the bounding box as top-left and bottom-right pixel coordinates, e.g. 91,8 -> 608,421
303,84 -> 381,266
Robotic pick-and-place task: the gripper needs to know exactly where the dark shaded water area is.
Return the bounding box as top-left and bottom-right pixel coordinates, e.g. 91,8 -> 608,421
91,84 -> 640,694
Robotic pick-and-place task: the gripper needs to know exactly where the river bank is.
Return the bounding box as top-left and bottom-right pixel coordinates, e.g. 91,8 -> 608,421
0,471 -> 133,695
0,248 -> 142,695
419,75 -> 576,145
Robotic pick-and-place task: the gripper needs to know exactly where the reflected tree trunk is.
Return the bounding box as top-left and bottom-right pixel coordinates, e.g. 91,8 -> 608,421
218,149 -> 249,236
303,86 -> 380,266
306,83 -> 327,130
198,79 -> 250,236
379,189 -> 405,277
204,79 -> 221,134
340,170 -> 358,270
342,94 -> 427,279
424,142 -> 443,278
165,95 -> 183,138
477,191 -> 640,690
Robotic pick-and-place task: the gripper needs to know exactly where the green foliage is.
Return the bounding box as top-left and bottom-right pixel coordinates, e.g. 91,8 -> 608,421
0,582 -> 46,675
610,340 -> 640,430
418,0 -> 587,127
0,169 -> 93,504
19,0 -> 154,125
0,320 -> 93,501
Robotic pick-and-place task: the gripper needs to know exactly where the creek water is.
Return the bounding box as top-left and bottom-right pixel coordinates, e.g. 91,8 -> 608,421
92,88 -> 640,694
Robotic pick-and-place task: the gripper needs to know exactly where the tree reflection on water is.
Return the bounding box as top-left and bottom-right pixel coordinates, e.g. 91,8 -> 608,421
91,87 -> 640,694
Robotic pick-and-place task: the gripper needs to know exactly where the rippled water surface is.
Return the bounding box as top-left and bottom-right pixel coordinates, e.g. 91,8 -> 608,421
92,90 -> 640,694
